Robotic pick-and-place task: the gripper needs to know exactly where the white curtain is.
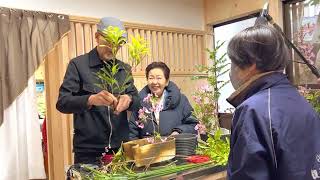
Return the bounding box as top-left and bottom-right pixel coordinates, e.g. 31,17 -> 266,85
0,76 -> 46,180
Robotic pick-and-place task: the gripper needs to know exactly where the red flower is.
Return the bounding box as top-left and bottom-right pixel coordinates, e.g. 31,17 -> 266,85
186,155 -> 210,163
101,153 -> 113,165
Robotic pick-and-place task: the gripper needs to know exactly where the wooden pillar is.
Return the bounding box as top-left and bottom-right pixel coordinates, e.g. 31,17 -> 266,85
45,35 -> 73,180
269,0 -> 284,28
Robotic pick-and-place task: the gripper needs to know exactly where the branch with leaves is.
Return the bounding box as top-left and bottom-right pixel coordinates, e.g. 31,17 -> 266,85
196,129 -> 230,166
192,41 -> 231,166
128,34 -> 150,70
99,26 -> 127,57
192,41 -> 230,133
95,26 -> 150,95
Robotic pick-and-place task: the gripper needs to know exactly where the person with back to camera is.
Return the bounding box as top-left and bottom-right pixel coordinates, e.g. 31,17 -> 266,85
226,24 -> 320,180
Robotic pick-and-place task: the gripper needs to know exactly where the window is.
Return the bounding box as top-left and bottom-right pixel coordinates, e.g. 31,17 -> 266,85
213,15 -> 257,112
284,0 -> 320,85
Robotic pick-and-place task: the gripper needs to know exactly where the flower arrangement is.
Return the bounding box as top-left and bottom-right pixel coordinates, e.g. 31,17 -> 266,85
78,159 -> 215,179
192,84 -> 217,134
74,144 -> 214,179
192,41 -> 231,166
121,93 -> 177,167
136,93 -> 166,143
192,41 -> 230,134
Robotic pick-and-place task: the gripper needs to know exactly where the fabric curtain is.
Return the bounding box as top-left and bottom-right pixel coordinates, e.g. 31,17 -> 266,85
0,7 -> 70,179
0,7 -> 70,126
0,76 -> 46,179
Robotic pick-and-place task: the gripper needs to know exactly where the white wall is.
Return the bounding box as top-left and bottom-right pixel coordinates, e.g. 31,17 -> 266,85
214,17 -> 256,112
0,0 -> 204,30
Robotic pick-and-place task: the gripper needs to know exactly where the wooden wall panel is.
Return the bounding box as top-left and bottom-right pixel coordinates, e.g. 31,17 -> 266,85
204,0 -> 264,25
204,0 -> 283,26
65,19 -> 208,73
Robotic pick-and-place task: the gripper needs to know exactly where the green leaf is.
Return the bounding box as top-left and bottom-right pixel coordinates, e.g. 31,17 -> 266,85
111,64 -> 119,75
191,40 -> 231,133
127,34 -> 150,69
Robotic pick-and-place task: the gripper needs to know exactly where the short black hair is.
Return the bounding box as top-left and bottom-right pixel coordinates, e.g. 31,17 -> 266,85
227,25 -> 289,72
145,61 -> 170,80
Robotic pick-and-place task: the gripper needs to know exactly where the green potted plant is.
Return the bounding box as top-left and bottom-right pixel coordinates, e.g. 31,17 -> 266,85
192,41 -> 231,166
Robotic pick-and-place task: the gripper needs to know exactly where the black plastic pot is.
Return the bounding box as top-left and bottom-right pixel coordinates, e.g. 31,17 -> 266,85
173,133 -> 197,156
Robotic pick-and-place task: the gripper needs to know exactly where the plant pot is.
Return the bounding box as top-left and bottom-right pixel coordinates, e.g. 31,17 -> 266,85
122,137 -> 175,167
218,112 -> 233,130
200,134 -> 209,142
172,133 -> 197,156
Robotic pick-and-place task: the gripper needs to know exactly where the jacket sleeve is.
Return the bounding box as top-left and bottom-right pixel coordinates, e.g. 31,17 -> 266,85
128,110 -> 141,140
228,106 -> 272,180
123,67 -> 140,112
56,61 -> 91,114
172,95 -> 198,134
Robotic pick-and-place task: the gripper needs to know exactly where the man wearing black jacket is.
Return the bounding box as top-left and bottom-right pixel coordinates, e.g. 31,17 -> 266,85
56,17 -> 140,165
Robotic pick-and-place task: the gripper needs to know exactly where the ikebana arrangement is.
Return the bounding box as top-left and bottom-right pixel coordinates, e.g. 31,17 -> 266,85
192,41 -> 231,166
122,92 -> 176,167
72,28 -> 231,180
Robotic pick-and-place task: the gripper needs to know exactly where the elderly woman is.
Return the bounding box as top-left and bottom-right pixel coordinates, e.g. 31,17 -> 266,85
129,62 -> 197,139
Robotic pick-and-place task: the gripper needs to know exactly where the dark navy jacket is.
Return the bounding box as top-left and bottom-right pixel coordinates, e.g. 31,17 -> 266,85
227,72 -> 320,180
129,81 -> 197,139
56,48 -> 140,153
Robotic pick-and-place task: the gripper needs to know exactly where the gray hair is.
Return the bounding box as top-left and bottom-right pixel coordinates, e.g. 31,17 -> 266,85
227,25 -> 289,72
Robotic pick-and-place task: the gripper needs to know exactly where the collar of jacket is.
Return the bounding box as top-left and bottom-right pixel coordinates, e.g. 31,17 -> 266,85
140,81 -> 181,110
227,71 -> 287,107
88,47 -> 125,70
163,81 -> 181,110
